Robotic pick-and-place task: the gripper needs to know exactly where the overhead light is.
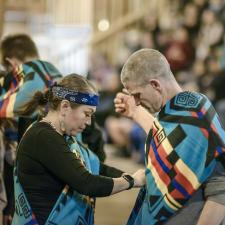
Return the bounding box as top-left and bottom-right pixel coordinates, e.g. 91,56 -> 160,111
98,19 -> 110,31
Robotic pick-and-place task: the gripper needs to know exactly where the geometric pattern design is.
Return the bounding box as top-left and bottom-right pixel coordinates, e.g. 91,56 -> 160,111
158,92 -> 225,167
174,92 -> 202,109
75,216 -> 87,225
0,60 -> 61,118
153,129 -> 166,148
147,120 -> 190,212
127,91 -> 225,225
170,92 -> 206,113
18,193 -> 31,219
146,92 -> 225,221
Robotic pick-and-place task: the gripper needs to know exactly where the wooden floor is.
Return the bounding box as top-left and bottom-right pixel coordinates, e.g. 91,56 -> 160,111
95,145 -> 144,225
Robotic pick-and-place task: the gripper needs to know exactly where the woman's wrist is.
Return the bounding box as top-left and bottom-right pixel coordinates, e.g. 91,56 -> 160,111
122,174 -> 134,189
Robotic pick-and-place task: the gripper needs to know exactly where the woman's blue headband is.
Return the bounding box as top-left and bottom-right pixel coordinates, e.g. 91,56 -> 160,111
52,86 -> 99,106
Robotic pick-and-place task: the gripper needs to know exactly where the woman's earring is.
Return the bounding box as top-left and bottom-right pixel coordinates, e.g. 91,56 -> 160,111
60,120 -> 66,133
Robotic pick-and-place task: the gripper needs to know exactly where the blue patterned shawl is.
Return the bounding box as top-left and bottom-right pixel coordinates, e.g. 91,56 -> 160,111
127,91 -> 225,225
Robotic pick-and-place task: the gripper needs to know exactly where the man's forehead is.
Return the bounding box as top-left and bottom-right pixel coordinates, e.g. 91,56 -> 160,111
124,80 -> 145,94
123,80 -> 136,91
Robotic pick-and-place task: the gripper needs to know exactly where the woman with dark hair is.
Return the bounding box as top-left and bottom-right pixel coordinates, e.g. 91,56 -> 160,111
12,74 -> 145,225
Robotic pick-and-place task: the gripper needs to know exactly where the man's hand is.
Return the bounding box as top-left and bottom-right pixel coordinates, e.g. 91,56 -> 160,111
114,91 -> 138,119
114,91 -> 154,134
132,169 -> 146,188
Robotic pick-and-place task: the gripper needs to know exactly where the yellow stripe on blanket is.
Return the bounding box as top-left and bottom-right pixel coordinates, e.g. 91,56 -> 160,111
147,156 -> 182,210
154,119 -> 200,190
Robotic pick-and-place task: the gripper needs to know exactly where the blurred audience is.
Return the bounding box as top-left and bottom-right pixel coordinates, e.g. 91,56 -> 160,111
87,0 -> 225,164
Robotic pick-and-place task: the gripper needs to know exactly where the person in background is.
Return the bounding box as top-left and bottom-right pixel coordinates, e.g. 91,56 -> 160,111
0,34 -> 62,225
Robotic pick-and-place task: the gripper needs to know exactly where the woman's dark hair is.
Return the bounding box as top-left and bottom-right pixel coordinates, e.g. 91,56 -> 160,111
17,73 -> 98,116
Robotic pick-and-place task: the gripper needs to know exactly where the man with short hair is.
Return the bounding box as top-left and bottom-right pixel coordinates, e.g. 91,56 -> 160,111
115,49 -> 225,225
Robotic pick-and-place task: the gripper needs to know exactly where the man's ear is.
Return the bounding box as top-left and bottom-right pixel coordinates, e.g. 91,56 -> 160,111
149,79 -> 161,91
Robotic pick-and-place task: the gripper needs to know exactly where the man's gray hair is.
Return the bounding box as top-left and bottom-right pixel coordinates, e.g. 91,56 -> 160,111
121,49 -> 173,85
